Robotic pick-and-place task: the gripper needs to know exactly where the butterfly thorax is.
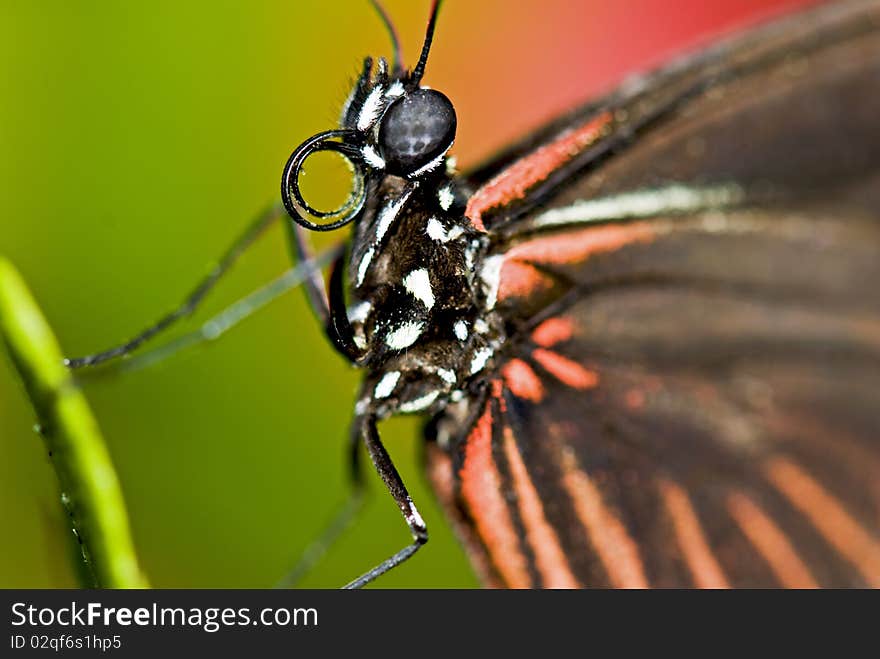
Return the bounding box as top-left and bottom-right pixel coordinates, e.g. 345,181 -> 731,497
348,174 -> 506,420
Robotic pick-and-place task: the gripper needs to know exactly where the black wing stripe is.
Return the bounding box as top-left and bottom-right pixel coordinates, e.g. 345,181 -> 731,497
733,466 -> 864,587
553,445 -> 651,588
500,388 -> 615,587
488,395 -> 544,588
497,406 -> 581,588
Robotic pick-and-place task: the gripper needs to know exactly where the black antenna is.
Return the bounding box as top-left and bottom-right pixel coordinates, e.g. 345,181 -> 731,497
369,0 -> 404,75
410,0 -> 443,86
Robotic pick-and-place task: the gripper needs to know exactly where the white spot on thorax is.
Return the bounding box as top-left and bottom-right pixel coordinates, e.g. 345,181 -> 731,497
474,318 -> 490,334
426,216 -> 465,244
348,300 -> 372,324
399,390 -> 439,413
356,188 -> 415,289
426,217 -> 448,242
469,347 -> 493,375
374,371 -> 401,399
357,247 -> 375,287
375,188 -> 413,243
436,368 -> 456,385
437,184 -> 454,211
385,321 -> 424,350
480,254 -> 504,310
403,268 -> 435,309
357,86 -> 385,131
453,320 -> 468,341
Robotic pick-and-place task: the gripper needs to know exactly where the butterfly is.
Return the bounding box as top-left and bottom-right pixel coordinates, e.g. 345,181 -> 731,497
69,0 -> 880,588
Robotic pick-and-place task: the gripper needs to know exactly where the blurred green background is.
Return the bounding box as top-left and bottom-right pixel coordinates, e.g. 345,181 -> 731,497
1,0 -> 811,588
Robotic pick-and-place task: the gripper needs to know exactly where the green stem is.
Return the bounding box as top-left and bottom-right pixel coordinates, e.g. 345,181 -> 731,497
0,258 -> 148,588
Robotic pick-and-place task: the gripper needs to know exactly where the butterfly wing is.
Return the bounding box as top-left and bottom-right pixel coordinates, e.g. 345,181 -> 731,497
427,0 -> 880,588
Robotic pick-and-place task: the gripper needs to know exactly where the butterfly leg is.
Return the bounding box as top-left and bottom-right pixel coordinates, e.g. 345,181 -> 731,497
343,416 -> 428,589
65,202 -> 285,368
90,247 -> 341,377
283,212 -> 332,327
284,216 -> 362,361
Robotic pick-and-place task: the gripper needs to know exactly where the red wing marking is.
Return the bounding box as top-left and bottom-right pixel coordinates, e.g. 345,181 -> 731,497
558,448 -> 649,588
625,389 -> 647,411
465,112 -> 613,231
502,427 -> 580,588
490,377 -> 505,401
502,358 -> 545,403
658,478 -> 730,589
532,348 -> 599,390
426,444 -> 503,588
503,222 -> 654,266
765,457 -> 880,587
459,394 -> 532,588
531,317 -> 575,348
726,491 -> 819,588
497,260 -> 555,302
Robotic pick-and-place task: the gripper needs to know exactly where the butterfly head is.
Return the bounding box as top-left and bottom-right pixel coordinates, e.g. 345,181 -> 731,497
281,0 -> 455,232
341,56 -> 457,180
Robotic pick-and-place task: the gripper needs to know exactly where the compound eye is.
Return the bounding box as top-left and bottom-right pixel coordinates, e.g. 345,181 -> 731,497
378,89 -> 456,177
